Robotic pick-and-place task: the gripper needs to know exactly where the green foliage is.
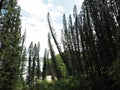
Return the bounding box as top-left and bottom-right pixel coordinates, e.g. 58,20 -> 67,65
53,76 -> 90,90
24,75 -> 90,90
108,51 -> 120,89
55,54 -> 67,76
45,53 -> 67,78
36,80 -> 53,90
0,0 -> 22,90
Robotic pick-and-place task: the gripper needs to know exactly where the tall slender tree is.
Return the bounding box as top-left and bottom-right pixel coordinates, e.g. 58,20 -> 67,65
42,49 -> 48,80
48,33 -> 62,80
27,42 -> 33,86
0,0 -> 21,89
36,42 -> 41,79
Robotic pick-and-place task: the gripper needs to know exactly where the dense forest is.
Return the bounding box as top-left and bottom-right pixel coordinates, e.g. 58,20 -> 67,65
0,0 -> 120,90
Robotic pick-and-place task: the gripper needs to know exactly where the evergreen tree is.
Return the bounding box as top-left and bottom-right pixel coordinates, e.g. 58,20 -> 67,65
19,30 -> 27,88
36,42 -> 41,79
0,0 -> 21,89
31,44 -> 37,86
48,12 -> 73,75
42,49 -> 48,80
48,33 -> 62,80
27,42 -> 33,86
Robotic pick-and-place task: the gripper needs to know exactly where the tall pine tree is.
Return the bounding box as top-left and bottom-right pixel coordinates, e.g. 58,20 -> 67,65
0,0 -> 21,90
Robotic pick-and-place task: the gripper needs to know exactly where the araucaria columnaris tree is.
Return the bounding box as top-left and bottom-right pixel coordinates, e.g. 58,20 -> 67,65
0,0 -> 21,90
26,42 -> 33,86
48,33 -> 62,80
42,48 -> 49,80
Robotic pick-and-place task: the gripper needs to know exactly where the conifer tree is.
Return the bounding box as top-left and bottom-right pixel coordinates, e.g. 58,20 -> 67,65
48,33 -> 62,80
48,12 -> 73,75
19,30 -> 27,87
0,0 -> 21,89
27,42 -> 33,86
36,42 -> 41,79
42,49 -> 48,80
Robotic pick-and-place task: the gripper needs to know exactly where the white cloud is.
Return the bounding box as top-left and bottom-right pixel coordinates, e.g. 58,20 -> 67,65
18,0 -> 64,56
46,0 -> 54,3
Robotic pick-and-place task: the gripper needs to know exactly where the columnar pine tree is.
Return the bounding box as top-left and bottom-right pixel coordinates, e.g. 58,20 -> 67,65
42,49 -> 48,80
27,42 -> 33,86
36,42 -> 41,79
0,0 -> 21,90
48,33 -> 62,80
47,12 -> 73,75
19,30 -> 27,87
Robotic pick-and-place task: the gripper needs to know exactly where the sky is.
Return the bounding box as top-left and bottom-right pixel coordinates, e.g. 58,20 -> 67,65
18,0 -> 84,56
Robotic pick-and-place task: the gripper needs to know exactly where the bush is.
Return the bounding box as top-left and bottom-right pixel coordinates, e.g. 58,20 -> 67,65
28,75 -> 90,90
